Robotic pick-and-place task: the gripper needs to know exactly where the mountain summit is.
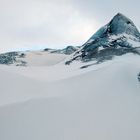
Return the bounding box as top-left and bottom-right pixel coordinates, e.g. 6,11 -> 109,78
105,13 -> 140,37
66,13 -> 140,64
0,13 -> 140,66
89,13 -> 140,40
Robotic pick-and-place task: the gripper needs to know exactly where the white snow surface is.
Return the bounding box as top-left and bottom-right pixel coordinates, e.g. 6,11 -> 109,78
0,53 -> 140,140
109,33 -> 140,47
15,51 -> 67,66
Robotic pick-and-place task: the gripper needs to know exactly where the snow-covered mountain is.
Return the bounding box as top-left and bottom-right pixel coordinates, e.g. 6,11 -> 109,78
0,51 -> 67,66
1,13 -> 140,67
60,46 -> 78,54
43,46 -> 78,55
66,13 -> 140,64
0,46 -> 78,66
0,13 -> 140,140
0,13 -> 140,66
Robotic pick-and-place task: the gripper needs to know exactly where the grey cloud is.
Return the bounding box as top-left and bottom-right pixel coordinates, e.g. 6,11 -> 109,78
0,0 -> 140,52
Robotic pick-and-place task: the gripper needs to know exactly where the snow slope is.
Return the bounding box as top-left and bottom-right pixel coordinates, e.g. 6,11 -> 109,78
0,53 -> 140,140
7,51 -> 67,66
18,51 -> 67,66
0,47 -> 76,66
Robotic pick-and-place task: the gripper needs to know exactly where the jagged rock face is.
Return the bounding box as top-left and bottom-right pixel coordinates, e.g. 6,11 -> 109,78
101,13 -> 139,37
138,72 -> 140,82
49,46 -> 78,55
89,13 -> 140,42
84,13 -> 140,54
66,13 -> 140,64
61,46 -> 77,55
108,13 -> 140,37
0,52 -> 26,66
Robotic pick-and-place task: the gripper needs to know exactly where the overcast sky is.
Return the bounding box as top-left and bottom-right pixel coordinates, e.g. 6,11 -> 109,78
0,0 -> 140,52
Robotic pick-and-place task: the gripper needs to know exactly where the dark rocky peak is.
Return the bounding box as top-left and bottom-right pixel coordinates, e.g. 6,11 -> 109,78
65,13 -> 140,65
89,13 -> 140,41
107,13 -> 140,37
